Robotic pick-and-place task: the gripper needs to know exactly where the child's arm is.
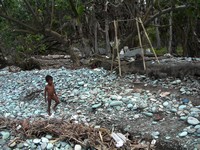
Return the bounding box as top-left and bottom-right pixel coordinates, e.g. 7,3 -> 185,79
53,85 -> 57,96
44,86 -> 47,102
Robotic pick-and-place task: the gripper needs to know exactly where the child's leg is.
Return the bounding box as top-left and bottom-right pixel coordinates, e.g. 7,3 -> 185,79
47,98 -> 51,115
53,95 -> 60,111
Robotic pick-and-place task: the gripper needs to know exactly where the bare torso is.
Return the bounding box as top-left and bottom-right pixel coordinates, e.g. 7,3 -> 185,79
45,84 -> 55,99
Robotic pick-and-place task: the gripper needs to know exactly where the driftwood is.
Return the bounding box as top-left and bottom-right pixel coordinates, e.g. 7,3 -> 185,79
0,117 -> 155,150
88,57 -> 200,79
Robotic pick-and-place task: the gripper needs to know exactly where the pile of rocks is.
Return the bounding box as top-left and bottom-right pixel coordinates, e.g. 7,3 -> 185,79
0,66 -> 200,149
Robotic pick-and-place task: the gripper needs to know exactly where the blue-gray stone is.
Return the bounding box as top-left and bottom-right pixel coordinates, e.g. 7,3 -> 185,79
143,112 -> 153,117
47,143 -> 53,149
110,95 -> 118,100
178,131 -> 188,137
17,143 -> 24,148
33,138 -> 41,144
195,125 -> 200,129
41,142 -> 47,150
187,117 -> 200,125
151,131 -> 160,138
196,128 -> 200,134
163,102 -> 169,107
180,116 -> 187,120
0,139 -> 6,145
64,144 -> 72,149
41,137 -> 49,143
45,135 -> 52,139
170,108 -> 177,113
77,81 -> 84,86
92,103 -> 101,109
127,104 -> 133,109
178,105 -> 187,110
1,131 -> 10,140
110,101 -> 123,106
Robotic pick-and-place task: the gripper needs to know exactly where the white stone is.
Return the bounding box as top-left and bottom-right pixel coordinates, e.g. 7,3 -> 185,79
33,138 -> 41,144
178,131 -> 188,137
187,117 -> 200,125
74,144 -> 82,150
47,143 -> 53,149
41,137 -> 49,143
9,141 -> 16,148
163,101 -> 169,107
1,131 -> 10,140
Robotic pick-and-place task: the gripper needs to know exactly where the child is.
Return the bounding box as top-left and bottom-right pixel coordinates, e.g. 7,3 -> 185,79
44,75 -> 60,116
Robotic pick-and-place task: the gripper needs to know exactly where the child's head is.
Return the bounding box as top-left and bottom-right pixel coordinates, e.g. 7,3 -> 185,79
45,75 -> 53,84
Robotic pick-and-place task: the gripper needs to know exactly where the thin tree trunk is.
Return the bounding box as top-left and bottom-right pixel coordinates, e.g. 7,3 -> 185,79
105,1 -> 110,56
168,11 -> 173,54
155,18 -> 161,49
105,19 -> 111,55
94,21 -> 98,54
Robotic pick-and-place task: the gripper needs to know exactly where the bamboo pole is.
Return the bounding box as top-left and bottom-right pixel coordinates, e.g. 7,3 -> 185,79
138,17 -> 160,64
136,18 -> 146,71
114,20 -> 122,76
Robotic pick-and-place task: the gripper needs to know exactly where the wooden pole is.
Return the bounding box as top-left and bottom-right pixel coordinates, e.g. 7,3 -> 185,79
114,20 -> 122,76
111,47 -> 114,71
139,17 -> 160,64
136,18 -> 146,71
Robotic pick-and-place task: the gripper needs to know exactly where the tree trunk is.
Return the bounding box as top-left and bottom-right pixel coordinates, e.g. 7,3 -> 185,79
168,11 -> 173,54
78,24 -> 91,57
155,18 -> 161,49
105,19 -> 111,56
94,21 -> 98,54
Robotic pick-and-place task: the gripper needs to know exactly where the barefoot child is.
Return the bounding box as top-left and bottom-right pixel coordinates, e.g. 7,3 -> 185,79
44,75 -> 60,116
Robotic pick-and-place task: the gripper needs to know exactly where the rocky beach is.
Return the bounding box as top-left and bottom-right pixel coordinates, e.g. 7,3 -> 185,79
0,61 -> 200,149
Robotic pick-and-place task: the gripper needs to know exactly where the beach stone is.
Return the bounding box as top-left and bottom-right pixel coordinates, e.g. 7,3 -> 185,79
127,104 -> 133,109
143,112 -> 153,117
46,135 -> 52,139
134,114 -> 140,119
65,144 -> 73,150
182,98 -> 189,104
165,136 -> 171,140
41,142 -> 47,150
151,131 -> 160,138
92,103 -> 101,109
178,131 -> 188,137
17,143 -> 24,148
33,138 -> 41,144
74,144 -> 82,150
171,79 -> 181,85
196,128 -> 200,134
163,101 -> 169,107
1,131 -> 10,140
78,81 -> 84,86
178,105 -> 187,110
170,108 -> 177,113
41,137 -> 49,143
187,117 -> 200,125
187,128 -> 196,134
191,108 -> 200,111
23,142 -> 29,147
9,142 -> 16,148
110,101 -> 123,106
110,95 -> 118,100
47,143 -> 54,149
0,139 -> 6,145
195,125 -> 200,129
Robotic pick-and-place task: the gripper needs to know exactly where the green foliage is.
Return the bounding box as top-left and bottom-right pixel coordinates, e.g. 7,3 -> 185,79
15,34 -> 46,55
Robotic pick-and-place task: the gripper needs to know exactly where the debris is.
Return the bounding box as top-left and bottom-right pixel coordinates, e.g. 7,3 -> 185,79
111,132 -> 127,148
